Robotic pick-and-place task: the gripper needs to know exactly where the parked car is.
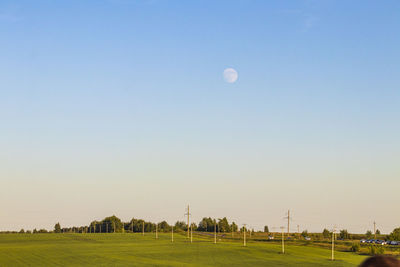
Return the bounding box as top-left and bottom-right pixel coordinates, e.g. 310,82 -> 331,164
268,236 -> 274,240
305,236 -> 311,241
360,239 -> 366,243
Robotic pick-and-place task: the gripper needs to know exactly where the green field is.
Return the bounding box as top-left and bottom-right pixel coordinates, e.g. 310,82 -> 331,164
0,233 -> 367,266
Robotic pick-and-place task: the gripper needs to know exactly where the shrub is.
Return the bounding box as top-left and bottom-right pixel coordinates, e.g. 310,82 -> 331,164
350,243 -> 360,252
369,245 -> 385,255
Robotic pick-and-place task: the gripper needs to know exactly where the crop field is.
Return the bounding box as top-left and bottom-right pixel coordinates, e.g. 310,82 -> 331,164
0,233 -> 367,266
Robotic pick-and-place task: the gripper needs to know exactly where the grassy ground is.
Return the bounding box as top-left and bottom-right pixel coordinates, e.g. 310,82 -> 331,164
0,233 -> 367,266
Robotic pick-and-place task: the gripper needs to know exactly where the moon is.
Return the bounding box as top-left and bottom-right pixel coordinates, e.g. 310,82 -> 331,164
223,68 -> 238,83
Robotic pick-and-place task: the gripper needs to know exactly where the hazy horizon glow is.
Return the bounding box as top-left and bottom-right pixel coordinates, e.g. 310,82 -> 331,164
0,0 -> 399,234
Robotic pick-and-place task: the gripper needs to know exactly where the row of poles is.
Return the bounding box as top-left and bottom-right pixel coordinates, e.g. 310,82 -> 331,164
68,206 -> 342,261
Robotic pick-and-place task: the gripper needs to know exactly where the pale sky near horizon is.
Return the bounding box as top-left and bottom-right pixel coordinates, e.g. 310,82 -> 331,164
1,0 -> 399,234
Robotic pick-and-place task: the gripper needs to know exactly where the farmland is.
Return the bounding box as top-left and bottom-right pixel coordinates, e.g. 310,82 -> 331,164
0,233 -> 367,266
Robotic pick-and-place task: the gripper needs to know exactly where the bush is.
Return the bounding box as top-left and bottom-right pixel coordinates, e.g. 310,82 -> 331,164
350,243 -> 360,252
369,245 -> 385,255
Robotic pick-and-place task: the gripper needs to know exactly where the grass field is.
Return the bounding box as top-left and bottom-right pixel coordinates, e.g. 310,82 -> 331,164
0,233 -> 367,266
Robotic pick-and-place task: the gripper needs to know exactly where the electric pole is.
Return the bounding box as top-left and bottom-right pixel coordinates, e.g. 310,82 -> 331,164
190,223 -> 193,243
374,221 -> 376,239
331,227 -> 337,261
184,205 -> 191,239
243,224 -> 247,247
156,223 -> 158,239
214,221 -> 217,244
142,221 -> 144,236
280,226 -> 285,254
171,226 -> 174,242
287,210 -> 290,235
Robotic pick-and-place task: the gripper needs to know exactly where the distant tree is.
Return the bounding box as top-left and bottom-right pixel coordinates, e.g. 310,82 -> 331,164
197,218 -> 215,232
339,229 -> 350,239
19,229 -> 25,234
190,223 -> 198,231
54,223 -> 61,233
33,228 -> 38,234
388,227 -> 400,241
101,216 -> 123,233
231,222 -> 238,232
218,217 -> 230,232
375,229 -> 381,235
366,230 -> 373,239
38,229 -> 48,233
301,230 -> 308,238
174,221 -> 187,231
322,229 -> 331,238
264,226 -> 269,233
26,230 -> 32,234
158,221 -> 171,232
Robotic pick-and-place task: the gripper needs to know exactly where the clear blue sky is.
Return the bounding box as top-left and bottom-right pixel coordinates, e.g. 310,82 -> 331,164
1,0 -> 399,233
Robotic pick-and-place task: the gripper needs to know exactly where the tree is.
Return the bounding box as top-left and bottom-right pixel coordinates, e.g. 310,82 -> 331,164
322,229 -> 331,238
19,229 -> 25,234
101,216 -> 123,233
158,221 -> 171,232
388,228 -> 400,241
339,229 -> 350,239
218,217 -> 230,232
174,221 -> 187,231
54,223 -> 61,233
197,218 -> 215,232
301,230 -> 308,238
375,229 -> 381,235
231,222 -> 238,232
366,230 -> 373,239
264,226 -> 269,233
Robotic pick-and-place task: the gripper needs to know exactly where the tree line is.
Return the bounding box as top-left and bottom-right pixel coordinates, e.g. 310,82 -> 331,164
51,216 -> 243,234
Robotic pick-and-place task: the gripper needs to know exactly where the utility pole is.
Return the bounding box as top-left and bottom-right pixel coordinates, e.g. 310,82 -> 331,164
113,221 -> 115,233
156,223 -> 158,239
280,226 -> 285,254
331,227 -> 336,261
214,221 -> 217,244
287,210 -> 290,235
171,226 -> 174,242
374,221 -> 377,239
297,225 -> 300,237
243,224 -> 247,247
142,221 -> 144,236
184,205 -> 191,239
190,223 -> 193,243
